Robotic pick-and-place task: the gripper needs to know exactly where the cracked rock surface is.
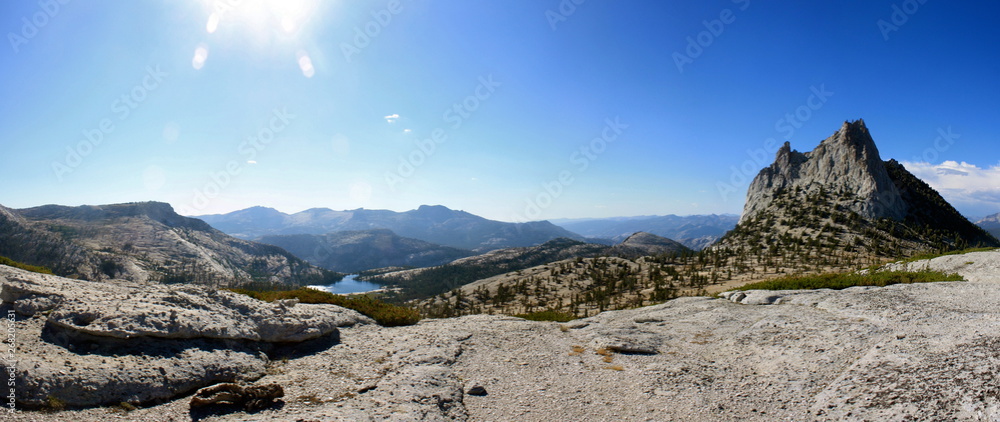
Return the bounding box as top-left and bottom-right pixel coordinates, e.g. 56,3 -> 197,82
0,265 -> 371,408
6,249 -> 1000,421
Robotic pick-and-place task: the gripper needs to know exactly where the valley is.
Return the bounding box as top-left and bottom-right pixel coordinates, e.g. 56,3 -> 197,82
1,119 -> 999,421
5,1 -> 1000,419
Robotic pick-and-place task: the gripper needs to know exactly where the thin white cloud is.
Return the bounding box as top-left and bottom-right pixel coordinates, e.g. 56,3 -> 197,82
384,114 -> 399,123
901,160 -> 1000,215
403,128 -> 411,133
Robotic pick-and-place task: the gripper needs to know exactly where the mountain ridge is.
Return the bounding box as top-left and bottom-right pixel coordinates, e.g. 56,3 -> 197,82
256,229 -> 474,273
553,214 -> 739,250
3,201 -> 340,286
976,212 -> 1000,239
197,205 -> 584,252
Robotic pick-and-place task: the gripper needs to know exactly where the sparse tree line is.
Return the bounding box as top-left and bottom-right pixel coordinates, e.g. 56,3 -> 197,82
416,185 -> 995,319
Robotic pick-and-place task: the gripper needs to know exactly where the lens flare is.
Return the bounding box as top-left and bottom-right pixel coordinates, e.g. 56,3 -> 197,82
297,50 -> 315,78
192,44 -> 209,70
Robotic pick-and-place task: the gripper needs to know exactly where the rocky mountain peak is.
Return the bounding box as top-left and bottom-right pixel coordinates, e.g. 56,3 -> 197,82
720,119 -> 998,258
740,119 -> 905,224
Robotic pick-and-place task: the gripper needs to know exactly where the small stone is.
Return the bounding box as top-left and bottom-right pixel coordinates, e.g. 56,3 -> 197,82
467,385 -> 487,396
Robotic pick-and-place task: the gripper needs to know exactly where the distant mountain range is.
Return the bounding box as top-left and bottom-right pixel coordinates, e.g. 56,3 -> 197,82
552,214 -> 739,250
257,229 -> 474,274
977,213 -> 1000,239
197,205 -> 583,252
0,202 -> 339,286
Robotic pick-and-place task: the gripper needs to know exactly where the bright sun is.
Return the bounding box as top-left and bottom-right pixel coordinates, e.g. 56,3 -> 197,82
195,0 -> 320,77
203,0 -> 319,35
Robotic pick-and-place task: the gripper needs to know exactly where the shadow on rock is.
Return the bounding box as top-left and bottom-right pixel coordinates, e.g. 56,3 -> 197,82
188,383 -> 285,420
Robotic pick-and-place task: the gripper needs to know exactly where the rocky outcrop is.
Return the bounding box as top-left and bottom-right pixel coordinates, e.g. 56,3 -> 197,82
7,249 -> 1000,421
1,266 -> 369,342
609,231 -> 691,258
0,264 -> 371,408
741,119 -> 905,224
6,201 -> 342,286
720,119 -> 998,256
0,204 -> 103,279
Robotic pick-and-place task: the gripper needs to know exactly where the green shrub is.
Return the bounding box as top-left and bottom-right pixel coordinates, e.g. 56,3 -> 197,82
44,395 -> 66,412
728,270 -> 963,292
226,288 -> 421,327
0,256 -> 54,275
514,310 -> 577,322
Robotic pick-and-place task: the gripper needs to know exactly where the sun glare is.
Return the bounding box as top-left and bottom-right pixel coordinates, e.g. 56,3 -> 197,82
202,0 -> 319,36
195,0 -> 321,75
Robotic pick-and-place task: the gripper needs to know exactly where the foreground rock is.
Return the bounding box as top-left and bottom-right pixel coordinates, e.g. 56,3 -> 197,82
0,265 -> 371,408
6,249 -> 1000,421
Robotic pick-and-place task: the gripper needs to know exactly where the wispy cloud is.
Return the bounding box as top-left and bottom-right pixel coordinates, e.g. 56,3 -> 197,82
384,114 -> 399,123
902,160 -> 1000,215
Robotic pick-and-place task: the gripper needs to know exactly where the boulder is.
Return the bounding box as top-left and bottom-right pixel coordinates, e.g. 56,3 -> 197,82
0,265 -> 372,342
0,265 -> 370,408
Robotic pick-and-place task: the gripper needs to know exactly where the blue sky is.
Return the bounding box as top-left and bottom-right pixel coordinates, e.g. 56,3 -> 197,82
2,0 -> 999,222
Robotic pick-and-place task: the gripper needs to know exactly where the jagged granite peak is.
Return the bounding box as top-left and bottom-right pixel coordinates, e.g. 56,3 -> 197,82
741,119 -> 906,224
721,119 -> 999,256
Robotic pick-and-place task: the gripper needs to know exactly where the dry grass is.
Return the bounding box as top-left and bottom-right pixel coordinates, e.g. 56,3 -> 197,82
690,331 -> 712,345
603,365 -> 624,371
569,345 -> 586,356
297,394 -> 323,405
